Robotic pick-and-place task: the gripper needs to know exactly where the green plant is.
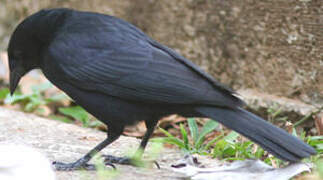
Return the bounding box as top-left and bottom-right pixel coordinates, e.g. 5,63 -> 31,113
306,136 -> 323,154
58,106 -> 103,128
154,118 -> 267,161
152,118 -> 221,154
0,88 -> 9,100
289,126 -> 323,163
154,118 -> 259,158
3,83 -> 67,113
58,106 -> 90,126
154,118 -> 322,168
303,135 -> 323,164
0,84 -> 103,127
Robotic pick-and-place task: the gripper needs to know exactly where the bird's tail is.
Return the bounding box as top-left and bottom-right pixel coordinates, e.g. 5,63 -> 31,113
195,106 -> 316,162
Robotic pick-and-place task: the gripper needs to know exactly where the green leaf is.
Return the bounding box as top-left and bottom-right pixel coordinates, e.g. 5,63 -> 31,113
307,136 -> 323,141
255,147 -> 264,158
179,123 -> 190,150
222,146 -> 236,157
272,108 -> 282,119
49,115 -> 73,123
159,128 -> 176,138
195,120 -> 219,149
315,144 -> 323,151
223,131 -> 239,144
151,137 -> 185,149
308,139 -> 323,147
0,88 -> 9,100
199,120 -> 219,138
24,102 -> 38,112
156,128 -> 186,149
188,118 -> 199,144
58,106 -> 90,126
212,139 -> 229,158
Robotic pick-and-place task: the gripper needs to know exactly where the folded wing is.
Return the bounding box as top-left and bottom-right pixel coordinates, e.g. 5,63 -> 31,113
46,15 -> 243,107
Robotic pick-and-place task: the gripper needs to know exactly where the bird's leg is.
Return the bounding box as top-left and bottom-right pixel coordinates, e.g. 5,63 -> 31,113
136,119 -> 159,157
102,120 -> 158,167
53,128 -> 122,171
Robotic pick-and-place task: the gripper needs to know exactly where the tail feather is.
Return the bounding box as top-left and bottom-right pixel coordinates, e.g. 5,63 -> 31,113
195,106 -> 316,162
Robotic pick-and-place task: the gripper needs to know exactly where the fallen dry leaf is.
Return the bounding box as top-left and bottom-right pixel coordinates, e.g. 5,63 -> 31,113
314,112 -> 323,135
123,121 -> 147,137
159,115 -> 186,129
285,121 -> 293,134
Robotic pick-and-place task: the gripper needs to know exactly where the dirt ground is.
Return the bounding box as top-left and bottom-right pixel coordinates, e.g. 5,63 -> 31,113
0,0 -> 322,105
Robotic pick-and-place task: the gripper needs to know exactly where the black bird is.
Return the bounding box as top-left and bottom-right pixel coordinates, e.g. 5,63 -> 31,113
8,8 -> 316,170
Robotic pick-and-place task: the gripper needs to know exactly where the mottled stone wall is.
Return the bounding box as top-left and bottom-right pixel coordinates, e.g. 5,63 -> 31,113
0,0 -> 322,105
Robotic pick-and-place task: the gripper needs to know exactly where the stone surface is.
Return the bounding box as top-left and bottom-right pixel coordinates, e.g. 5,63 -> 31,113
238,89 -> 319,116
0,107 -> 185,180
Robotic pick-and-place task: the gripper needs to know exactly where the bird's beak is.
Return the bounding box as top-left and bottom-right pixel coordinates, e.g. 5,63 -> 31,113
9,67 -> 24,96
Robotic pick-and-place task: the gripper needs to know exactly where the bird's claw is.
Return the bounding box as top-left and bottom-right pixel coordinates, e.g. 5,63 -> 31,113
53,161 -> 115,171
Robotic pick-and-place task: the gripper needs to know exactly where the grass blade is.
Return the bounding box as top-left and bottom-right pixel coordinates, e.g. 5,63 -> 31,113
158,128 -> 185,148
188,118 -> 199,144
158,127 -> 176,138
151,137 -> 185,149
223,131 -> 239,144
58,106 -> 90,126
180,123 -> 190,150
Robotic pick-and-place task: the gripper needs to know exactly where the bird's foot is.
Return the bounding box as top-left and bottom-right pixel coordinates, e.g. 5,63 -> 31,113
53,161 -> 115,171
53,161 -> 95,171
102,155 -> 160,169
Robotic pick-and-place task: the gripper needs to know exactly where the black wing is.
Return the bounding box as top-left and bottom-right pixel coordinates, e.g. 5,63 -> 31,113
45,13 -> 244,107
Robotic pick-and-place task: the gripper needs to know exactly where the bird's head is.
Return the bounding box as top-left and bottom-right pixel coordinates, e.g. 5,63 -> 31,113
7,31 -> 41,95
7,9 -> 57,95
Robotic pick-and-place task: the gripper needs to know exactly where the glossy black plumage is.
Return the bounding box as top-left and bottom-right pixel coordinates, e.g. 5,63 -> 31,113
8,8 -> 316,170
